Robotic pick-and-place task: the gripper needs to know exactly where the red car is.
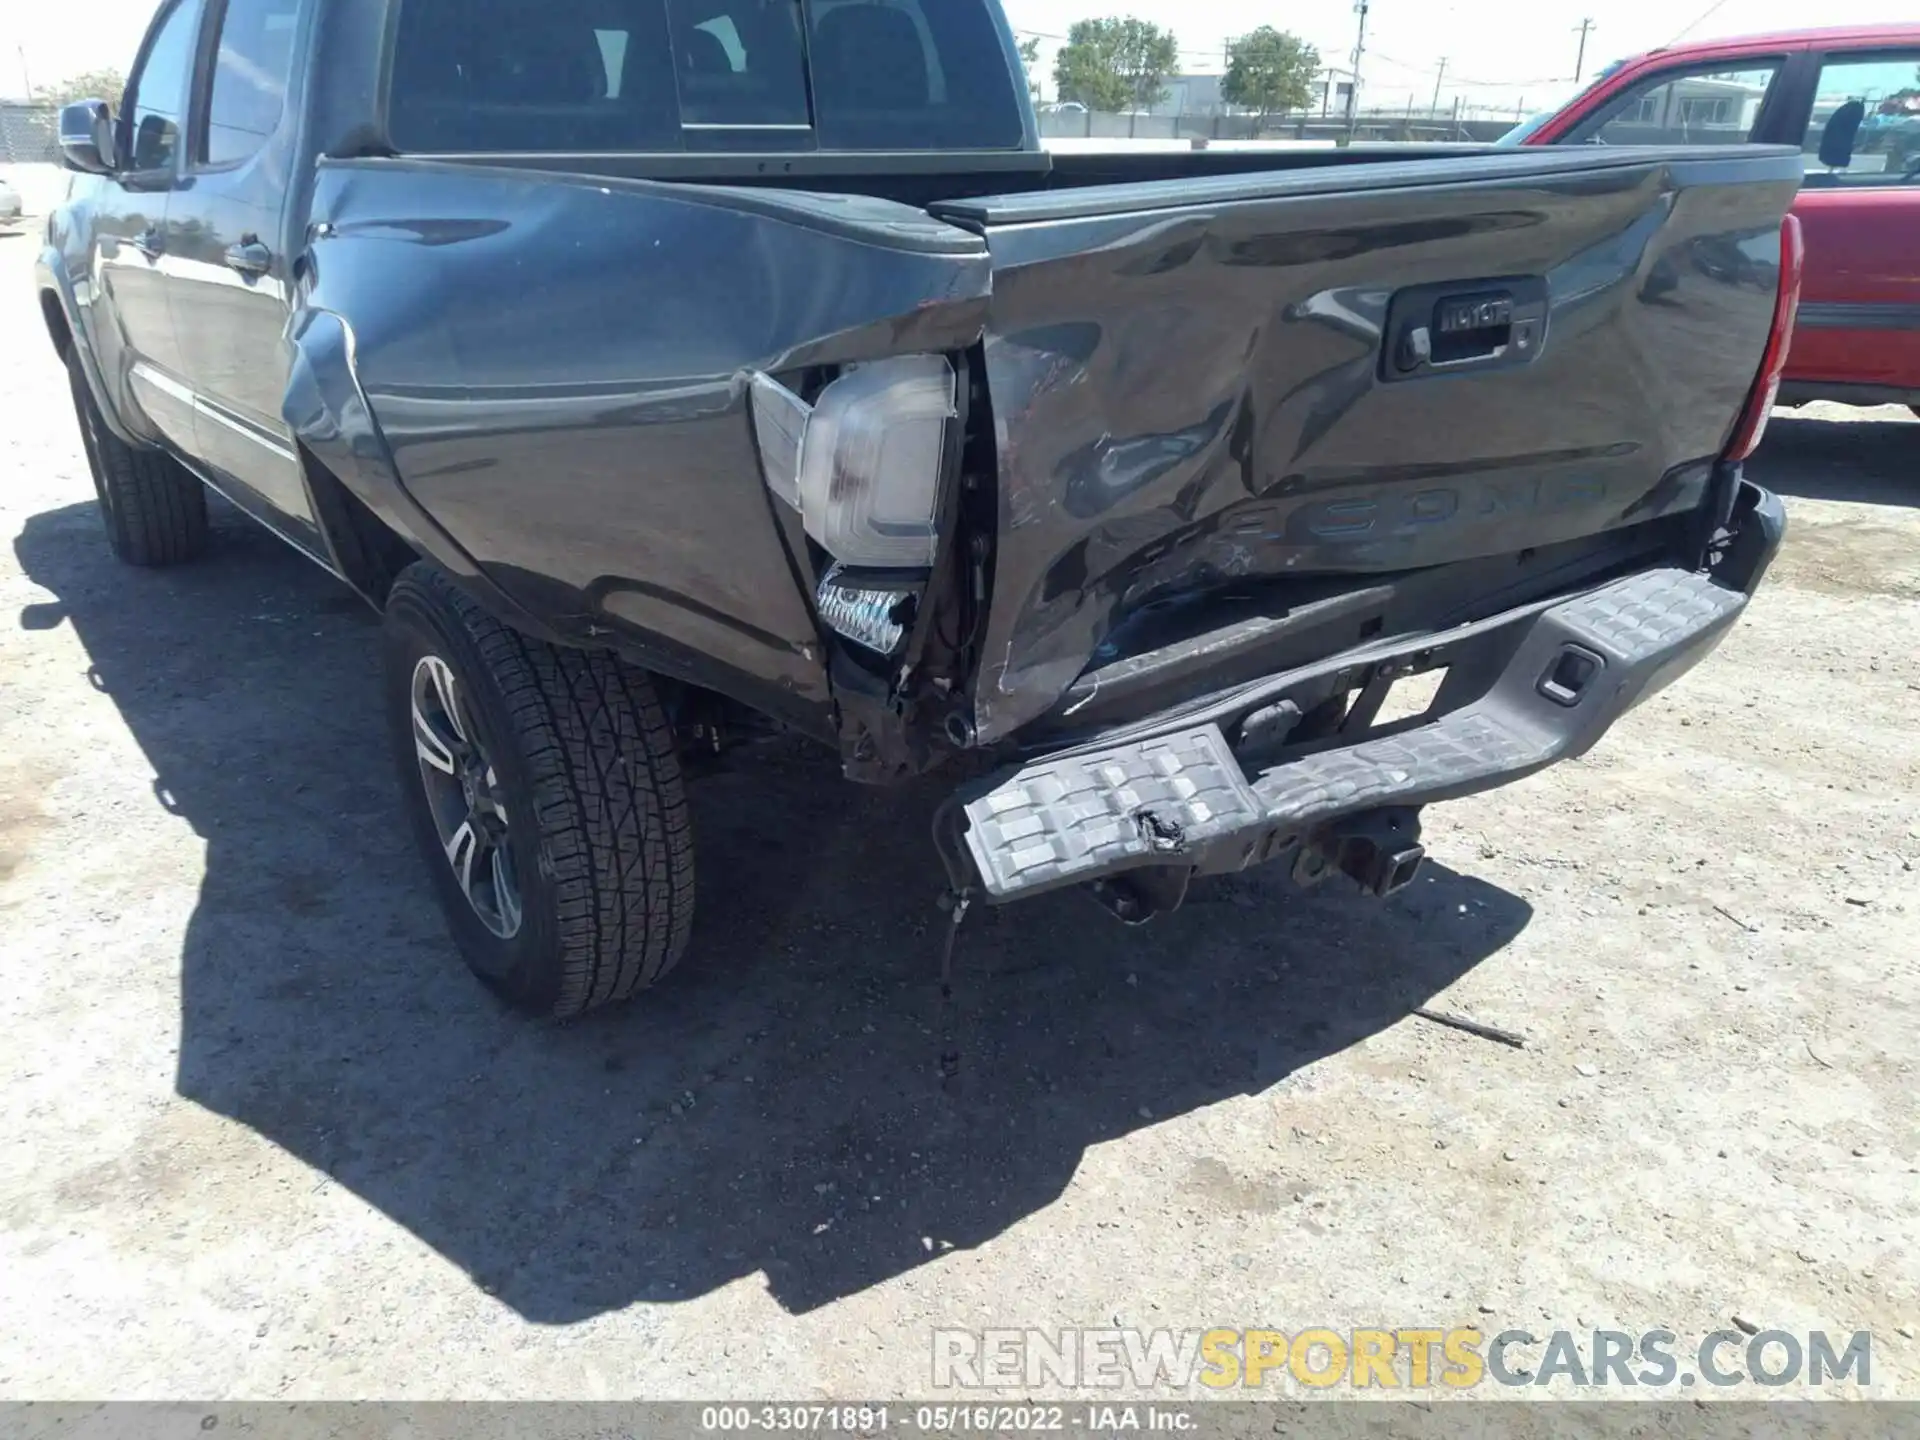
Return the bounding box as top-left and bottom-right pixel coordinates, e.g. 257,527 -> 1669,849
1509,23 -> 1920,414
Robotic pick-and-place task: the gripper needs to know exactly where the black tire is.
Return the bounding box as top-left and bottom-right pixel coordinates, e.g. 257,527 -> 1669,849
383,563 -> 696,1017
65,347 -> 209,567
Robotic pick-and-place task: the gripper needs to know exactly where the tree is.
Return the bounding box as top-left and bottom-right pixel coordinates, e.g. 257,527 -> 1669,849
37,68 -> 126,110
1017,36 -> 1042,101
1053,18 -> 1179,114
1222,27 -> 1320,126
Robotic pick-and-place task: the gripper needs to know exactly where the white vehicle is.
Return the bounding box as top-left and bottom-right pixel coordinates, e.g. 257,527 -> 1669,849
0,177 -> 24,221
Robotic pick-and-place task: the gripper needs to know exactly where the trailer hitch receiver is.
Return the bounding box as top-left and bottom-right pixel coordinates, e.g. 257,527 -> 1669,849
1292,807 -> 1425,898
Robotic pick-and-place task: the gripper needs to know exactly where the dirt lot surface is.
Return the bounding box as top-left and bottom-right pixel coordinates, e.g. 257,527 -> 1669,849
1,224 -> 1916,1402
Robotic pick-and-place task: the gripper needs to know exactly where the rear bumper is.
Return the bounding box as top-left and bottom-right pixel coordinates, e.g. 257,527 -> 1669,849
954,481 -> 1785,903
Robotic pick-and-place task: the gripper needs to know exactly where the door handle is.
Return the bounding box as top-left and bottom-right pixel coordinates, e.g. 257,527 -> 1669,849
131,227 -> 164,260
224,238 -> 273,277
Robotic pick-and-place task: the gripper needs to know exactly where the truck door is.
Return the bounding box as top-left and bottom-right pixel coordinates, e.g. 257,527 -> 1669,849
94,0 -> 204,457
1785,46 -> 1920,405
165,0 -> 320,555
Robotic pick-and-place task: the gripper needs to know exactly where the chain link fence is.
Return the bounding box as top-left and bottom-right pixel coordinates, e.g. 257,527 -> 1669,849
1,104 -> 61,164
1035,106 -> 1523,145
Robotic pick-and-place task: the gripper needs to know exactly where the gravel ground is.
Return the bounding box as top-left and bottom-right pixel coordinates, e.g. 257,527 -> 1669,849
1,223 -> 1916,1402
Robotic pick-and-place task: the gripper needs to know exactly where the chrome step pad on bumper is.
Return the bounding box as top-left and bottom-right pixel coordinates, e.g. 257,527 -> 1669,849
959,567 -> 1749,902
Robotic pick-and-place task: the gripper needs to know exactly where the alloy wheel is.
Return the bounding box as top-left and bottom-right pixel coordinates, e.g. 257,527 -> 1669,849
410,654 -> 523,939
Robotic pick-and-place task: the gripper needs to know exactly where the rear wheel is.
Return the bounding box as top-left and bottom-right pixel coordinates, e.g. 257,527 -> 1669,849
383,564 -> 696,1016
65,348 -> 208,567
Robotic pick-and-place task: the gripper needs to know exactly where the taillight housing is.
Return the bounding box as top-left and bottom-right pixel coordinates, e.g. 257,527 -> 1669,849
1722,213 -> 1804,463
795,356 -> 956,569
748,356 -> 960,656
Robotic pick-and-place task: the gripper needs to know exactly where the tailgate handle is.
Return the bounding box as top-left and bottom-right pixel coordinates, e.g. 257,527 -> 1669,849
1429,293 -> 1513,363
1383,277 -> 1548,382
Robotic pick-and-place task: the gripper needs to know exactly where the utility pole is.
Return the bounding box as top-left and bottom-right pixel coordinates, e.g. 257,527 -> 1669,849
1572,18 -> 1594,82
17,45 -> 32,101
1343,0 -> 1369,140
1430,56 -> 1447,116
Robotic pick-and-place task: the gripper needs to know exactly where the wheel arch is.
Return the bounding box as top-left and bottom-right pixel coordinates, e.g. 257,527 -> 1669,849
37,248 -> 145,449
298,443 -> 422,609
283,305 -> 570,642
40,286 -> 72,358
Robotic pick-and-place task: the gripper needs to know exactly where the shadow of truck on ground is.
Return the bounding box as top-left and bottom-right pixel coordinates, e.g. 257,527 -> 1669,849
16,498 -> 1532,1319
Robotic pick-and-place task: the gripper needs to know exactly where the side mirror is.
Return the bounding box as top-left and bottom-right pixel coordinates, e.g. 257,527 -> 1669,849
59,100 -> 120,175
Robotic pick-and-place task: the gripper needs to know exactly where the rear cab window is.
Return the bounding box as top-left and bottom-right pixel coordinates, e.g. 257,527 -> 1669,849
385,0 -> 1026,155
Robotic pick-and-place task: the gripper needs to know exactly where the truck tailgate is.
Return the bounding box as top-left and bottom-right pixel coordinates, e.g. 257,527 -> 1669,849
931,146 -> 1803,742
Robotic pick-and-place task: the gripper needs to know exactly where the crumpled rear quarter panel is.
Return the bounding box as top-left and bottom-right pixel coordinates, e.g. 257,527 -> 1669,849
300,159 -> 989,724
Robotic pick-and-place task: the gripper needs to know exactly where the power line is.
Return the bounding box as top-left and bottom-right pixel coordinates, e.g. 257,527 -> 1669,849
1665,0 -> 1732,46
1366,48 -> 1430,73
1448,74 -> 1576,88
1369,48 -> 1568,88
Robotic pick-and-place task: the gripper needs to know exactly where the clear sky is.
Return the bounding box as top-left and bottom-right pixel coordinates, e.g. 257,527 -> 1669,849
5,0 -> 1917,110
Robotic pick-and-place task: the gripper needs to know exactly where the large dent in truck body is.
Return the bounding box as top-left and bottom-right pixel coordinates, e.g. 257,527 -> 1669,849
284,305 -> 571,634
297,159 -> 990,730
964,154 -> 1800,743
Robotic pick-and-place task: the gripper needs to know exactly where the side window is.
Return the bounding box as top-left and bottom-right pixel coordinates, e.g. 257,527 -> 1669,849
125,0 -> 204,172
1568,63 -> 1780,147
1802,52 -> 1920,187
204,0 -> 304,167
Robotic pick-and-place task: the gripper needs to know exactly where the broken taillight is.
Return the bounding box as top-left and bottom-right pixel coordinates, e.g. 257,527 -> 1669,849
1721,213 -> 1804,463
749,356 -> 957,569
749,356 -> 959,657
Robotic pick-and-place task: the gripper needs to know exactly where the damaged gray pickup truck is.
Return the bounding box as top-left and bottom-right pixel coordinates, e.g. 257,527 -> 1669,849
38,0 -> 1800,1015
